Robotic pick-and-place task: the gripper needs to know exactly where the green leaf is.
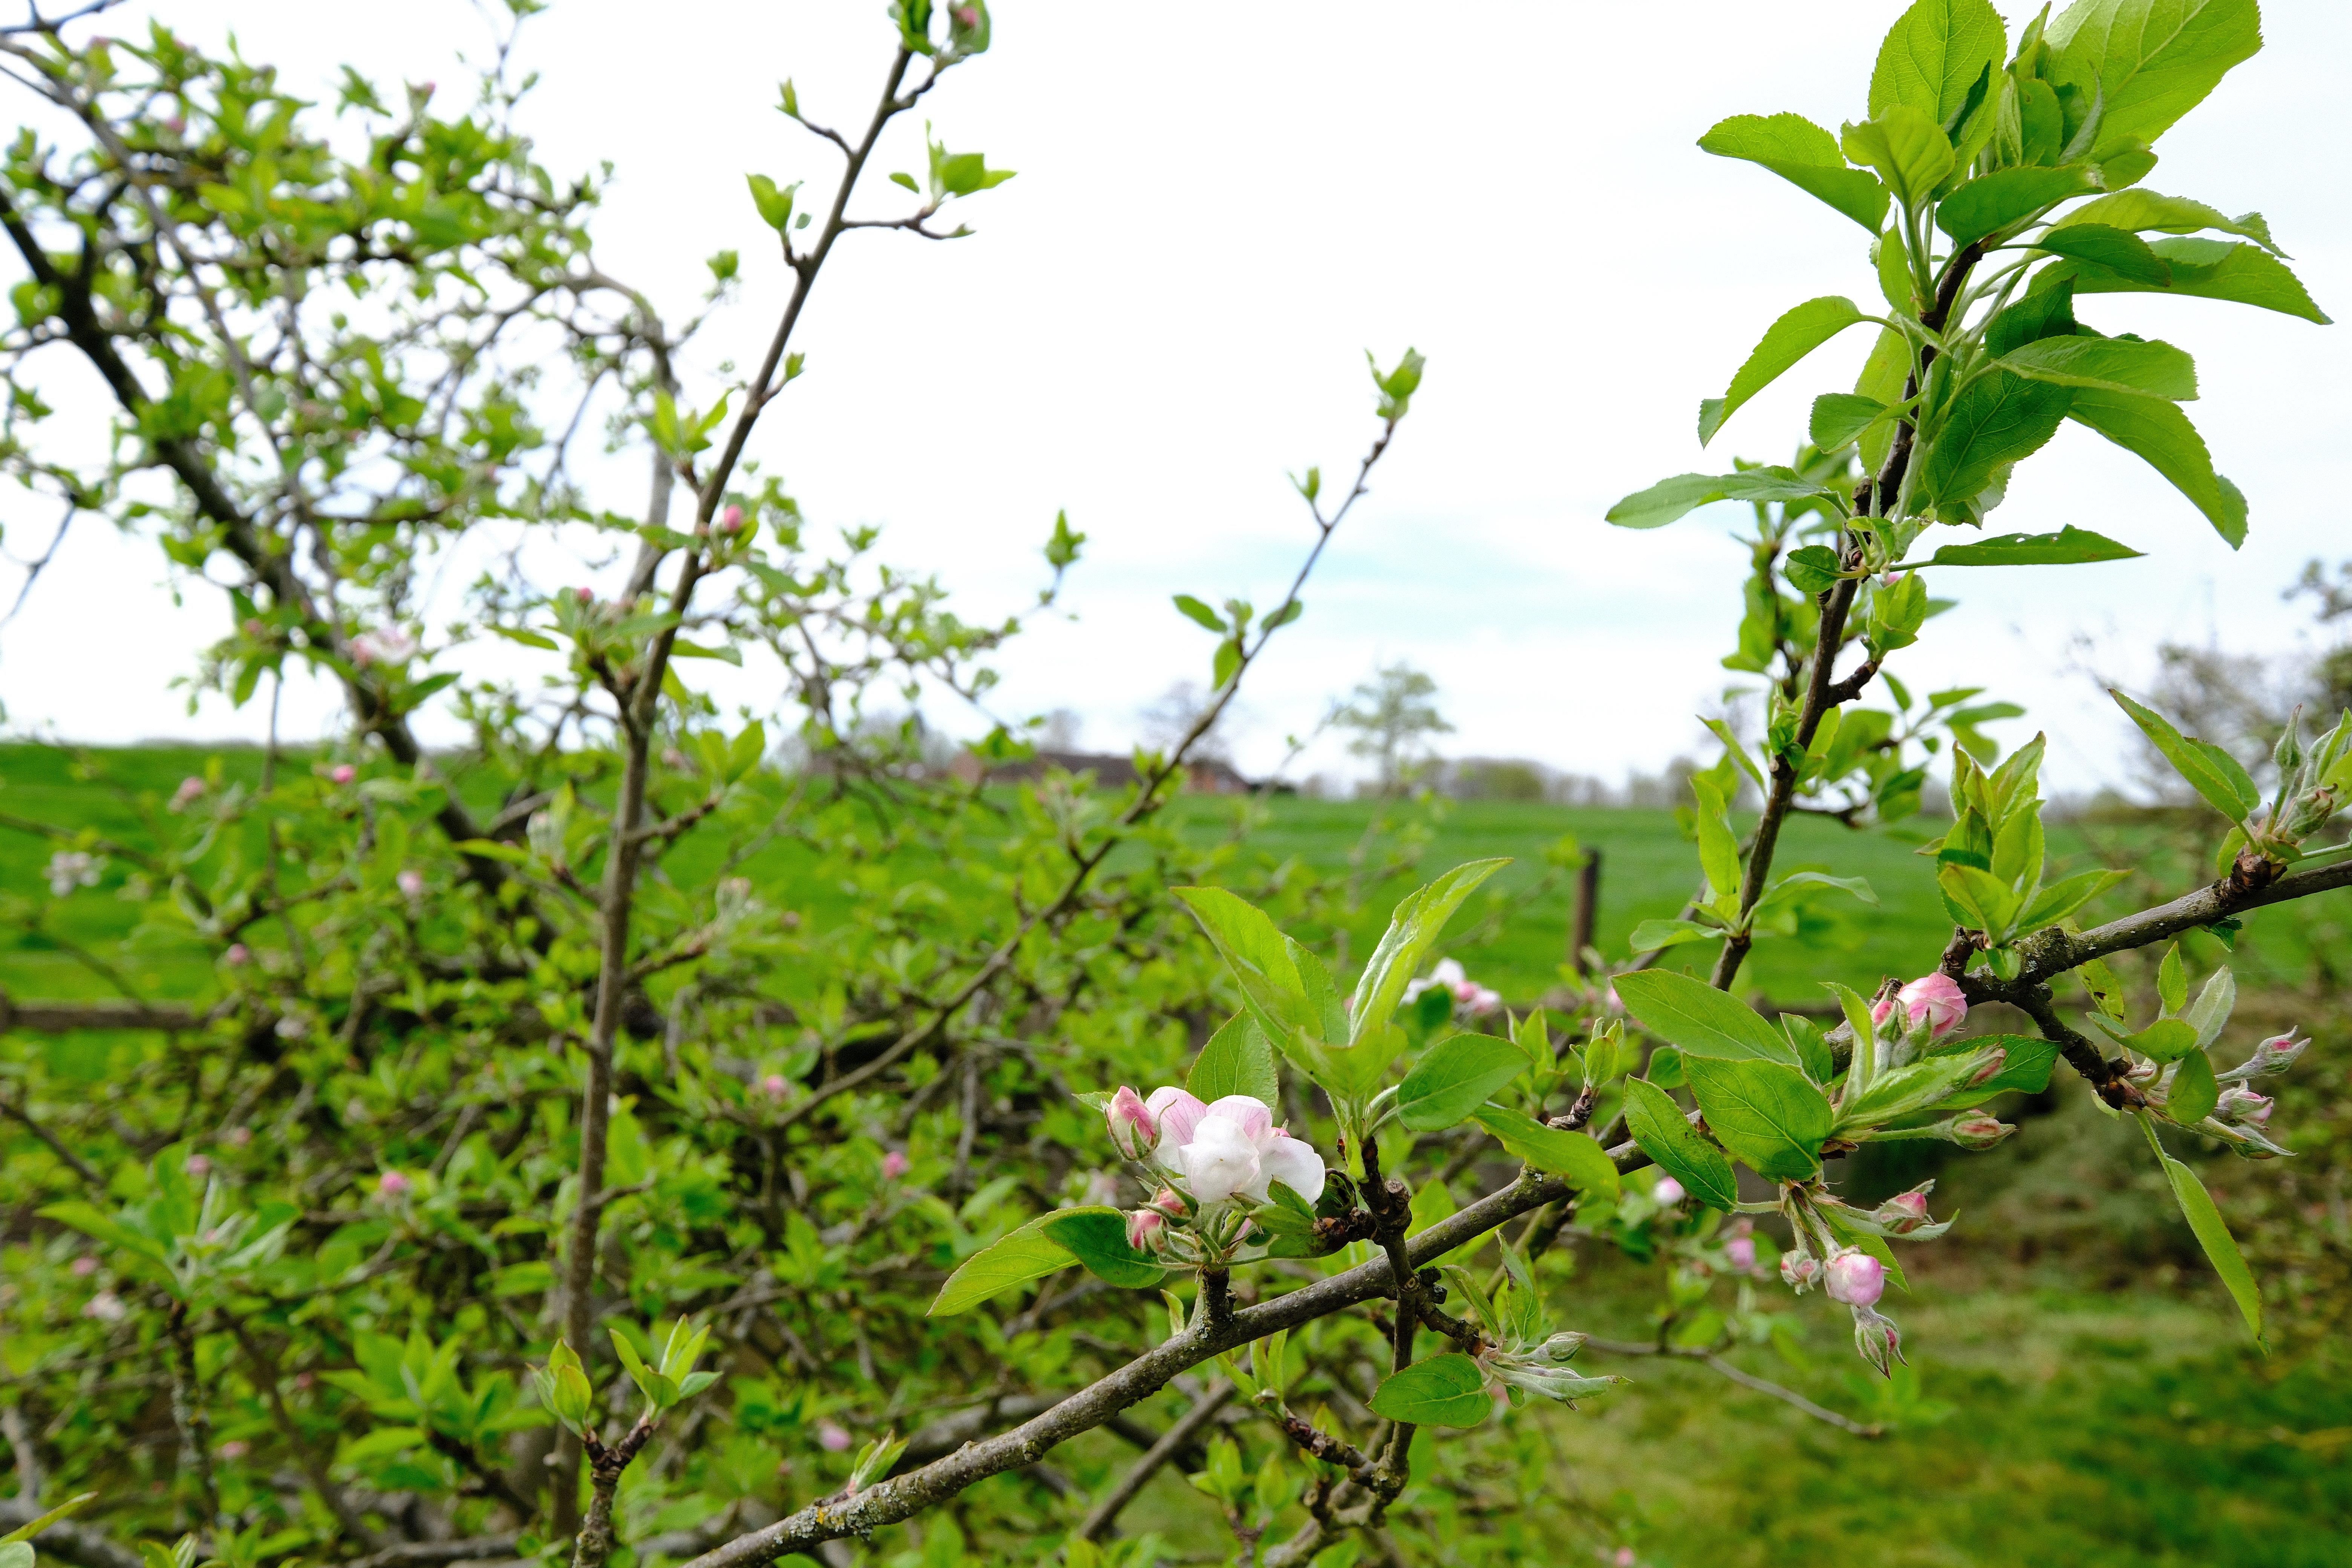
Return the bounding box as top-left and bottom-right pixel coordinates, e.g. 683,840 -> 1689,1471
1836,1052 -> 1986,1131
1914,372 -> 2072,515
2184,965 -> 2236,1049
1613,971 -> 1799,1066
1627,918 -> 1722,954
1468,1106 -> 1620,1200
1605,469 -> 1835,530
2142,1119 -> 2264,1349
1810,393 -> 1891,454
1171,594 -> 1225,632
2032,223 -> 2172,284
1040,1208 -> 1167,1287
2065,389 -> 2247,547
1188,1012 -> 1280,1106
2054,189 -> 2283,254
2047,0 -> 2263,161
1173,887 -> 1320,1051
1369,1353 -> 1490,1427
1697,296 -> 1869,447
669,640 -> 743,665
1690,775 -> 1741,905
1682,1057 -> 1833,1180
2111,690 -> 2259,821
1347,860 -> 1510,1050
1937,165 -> 2097,248
0,1494 -> 97,1550
2124,1017 -> 2202,1064
2064,236 -> 2331,323
1984,279 -> 2081,357
1753,871 -> 1879,913
1398,1035 -> 1529,1132
1620,1078 -> 1739,1210
2018,867 -> 2131,929
746,173 -> 796,232
2167,1046 -> 2220,1124
928,1214 -> 1077,1316
1922,527 -> 2141,567
1697,113 -> 1889,232
1998,335 -> 2197,400
1840,106 -> 1956,207
1870,0 -> 2009,126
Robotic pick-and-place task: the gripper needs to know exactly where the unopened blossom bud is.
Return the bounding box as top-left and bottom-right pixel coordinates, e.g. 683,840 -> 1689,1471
1780,1252 -> 1819,1292
83,1291 -> 126,1323
186,1155 -> 211,1177
952,5 -> 979,27
377,1169 -> 412,1200
1851,1303 -> 1904,1377
1125,1208 -> 1167,1253
1870,990 -> 1897,1028
217,1439 -> 248,1460
816,1421 -> 852,1453
1651,1176 -> 1685,1207
331,764 -> 356,784
225,1125 -> 251,1146
71,1255 -> 98,1277
1824,1248 -> 1885,1308
1967,1046 -> 2007,1086
1873,1188 -> 1932,1234
170,776 -> 206,812
1148,1186 -> 1186,1218
1724,1233 -> 1757,1270
720,505 -> 744,533
1537,1331 -> 1588,1362
761,1073 -> 789,1097
225,943 -> 251,966
1946,1112 -> 2014,1149
1104,1085 -> 1159,1161
1895,972 -> 1968,1038
2242,1031 -> 2308,1077
881,1150 -> 910,1180
397,868 -> 425,898
576,586 -> 596,604
2216,1086 -> 2273,1127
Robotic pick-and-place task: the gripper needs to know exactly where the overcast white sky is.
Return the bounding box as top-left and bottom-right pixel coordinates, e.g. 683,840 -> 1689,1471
1,1 -> 2345,794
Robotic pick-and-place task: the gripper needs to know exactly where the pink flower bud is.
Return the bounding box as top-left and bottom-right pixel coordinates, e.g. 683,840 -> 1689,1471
331,764 -> 357,784
1852,1303 -> 1904,1377
294,1370 -> 316,1391
761,1073 -> 789,1098
1896,972 -> 1967,1038
1125,1208 -> 1167,1253
1873,1189 -> 1932,1234
1105,1085 -> 1158,1161
1968,1046 -> 2007,1086
2256,1031 -> 2308,1073
952,4 -> 980,27
720,505 -> 744,533
170,776 -> 206,812
225,943 -> 251,966
1947,1112 -> 2013,1149
1724,1234 -> 1756,1271
217,1439 -> 248,1459
2216,1085 -> 2273,1127
881,1150 -> 910,1180
577,586 -> 596,604
1148,1186 -> 1186,1217
1651,1176 -> 1685,1207
1779,1252 -> 1819,1291
71,1255 -> 97,1277
186,1155 -> 211,1177
397,868 -> 425,898
1870,991 -> 1897,1028
1825,1248 -> 1885,1308
377,1170 -> 412,1200
816,1420 -> 852,1453
225,1125 -> 251,1146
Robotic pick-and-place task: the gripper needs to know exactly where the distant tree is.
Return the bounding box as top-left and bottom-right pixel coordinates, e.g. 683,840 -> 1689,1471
1141,679 -> 1231,760
1336,660 -> 1452,794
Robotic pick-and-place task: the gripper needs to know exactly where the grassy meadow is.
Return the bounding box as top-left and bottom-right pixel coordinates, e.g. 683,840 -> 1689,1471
3,742 -> 2347,1566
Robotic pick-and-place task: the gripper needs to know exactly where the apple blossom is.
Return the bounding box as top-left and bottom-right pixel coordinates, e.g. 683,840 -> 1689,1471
1723,1233 -> 1756,1271
882,1150 -> 911,1179
720,504 -> 745,532
225,943 -> 251,966
816,1421 -> 852,1453
2216,1085 -> 2274,1127
1141,1089 -> 1323,1204
1873,1188 -> 1932,1234
45,851 -> 100,897
83,1291 -> 126,1323
331,764 -> 357,784
186,1155 -> 211,1177
1125,1208 -> 1167,1253
170,776 -> 206,812
349,626 -> 419,666
378,1169 -> 413,1200
1824,1249 -> 1884,1308
1104,1084 -> 1158,1160
1651,1176 -> 1685,1207
398,868 -> 426,899
218,1439 -> 248,1460
761,1074 -> 790,1098
71,1255 -> 97,1277
1404,957 -> 1502,1017
1876,972 -> 1967,1038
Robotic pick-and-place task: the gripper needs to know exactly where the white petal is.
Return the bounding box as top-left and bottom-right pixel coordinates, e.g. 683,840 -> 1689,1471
1251,1132 -> 1326,1205
1205,1095 -> 1273,1144
1179,1117 -> 1260,1203
1146,1087 -> 1208,1169
1430,958 -> 1467,986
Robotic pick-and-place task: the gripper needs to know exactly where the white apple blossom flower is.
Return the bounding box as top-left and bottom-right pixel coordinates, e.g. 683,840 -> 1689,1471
1141,1088 -> 1324,1205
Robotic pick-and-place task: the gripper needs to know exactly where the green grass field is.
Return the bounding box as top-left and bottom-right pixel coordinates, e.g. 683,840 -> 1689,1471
6,744 -> 2347,1566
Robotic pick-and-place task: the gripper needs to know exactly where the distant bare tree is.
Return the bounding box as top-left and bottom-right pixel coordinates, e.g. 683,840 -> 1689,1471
1335,661 -> 1451,795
